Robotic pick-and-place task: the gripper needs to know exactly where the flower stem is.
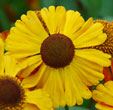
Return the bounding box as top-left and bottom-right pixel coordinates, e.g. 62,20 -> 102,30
65,105 -> 69,110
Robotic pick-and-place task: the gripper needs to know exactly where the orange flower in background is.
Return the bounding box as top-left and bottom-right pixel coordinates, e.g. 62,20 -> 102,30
0,31 -> 9,41
103,61 -> 113,82
27,0 -> 40,10
103,60 -> 113,82
111,60 -> 113,72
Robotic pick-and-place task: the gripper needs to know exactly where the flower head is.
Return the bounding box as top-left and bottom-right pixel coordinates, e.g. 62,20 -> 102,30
93,20 -> 113,58
92,81 -> 113,110
6,6 -> 111,108
0,38 -> 53,110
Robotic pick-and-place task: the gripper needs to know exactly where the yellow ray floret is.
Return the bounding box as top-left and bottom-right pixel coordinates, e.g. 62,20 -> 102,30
92,81 -> 113,110
91,20 -> 113,58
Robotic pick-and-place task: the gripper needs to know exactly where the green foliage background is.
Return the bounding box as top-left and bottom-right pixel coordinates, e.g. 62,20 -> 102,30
0,0 -> 112,109
0,0 -> 113,32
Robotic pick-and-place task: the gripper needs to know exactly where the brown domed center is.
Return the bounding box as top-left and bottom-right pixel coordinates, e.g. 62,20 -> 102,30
0,78 -> 21,105
41,34 -> 75,68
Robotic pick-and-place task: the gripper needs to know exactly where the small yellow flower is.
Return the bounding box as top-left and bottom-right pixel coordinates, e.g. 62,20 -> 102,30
92,81 -> 113,110
6,6 -> 111,108
92,20 -> 113,58
0,38 -> 53,110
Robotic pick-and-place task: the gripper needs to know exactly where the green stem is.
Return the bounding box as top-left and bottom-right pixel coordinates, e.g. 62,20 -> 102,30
65,105 -> 69,110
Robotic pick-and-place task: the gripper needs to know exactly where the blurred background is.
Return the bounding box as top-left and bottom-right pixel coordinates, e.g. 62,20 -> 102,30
0,0 -> 113,31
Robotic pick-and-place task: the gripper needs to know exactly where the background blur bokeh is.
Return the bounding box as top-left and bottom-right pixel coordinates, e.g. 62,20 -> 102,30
0,0 -> 113,31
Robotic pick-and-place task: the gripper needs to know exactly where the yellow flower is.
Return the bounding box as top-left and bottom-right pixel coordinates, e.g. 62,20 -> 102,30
91,20 -> 113,58
0,38 -> 53,110
6,6 -> 111,108
92,81 -> 113,110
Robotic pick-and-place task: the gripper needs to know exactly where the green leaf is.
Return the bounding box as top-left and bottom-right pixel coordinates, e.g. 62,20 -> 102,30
9,0 -> 28,16
80,0 -> 102,17
40,0 -> 56,8
69,106 -> 90,110
57,0 -> 77,10
0,8 -> 10,30
81,99 -> 91,108
99,0 -> 113,17
102,16 -> 113,22
0,0 -> 10,7
55,107 -> 65,110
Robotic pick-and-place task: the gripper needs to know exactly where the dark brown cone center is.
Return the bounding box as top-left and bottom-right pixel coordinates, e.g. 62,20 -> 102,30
0,79 -> 21,105
41,34 -> 75,68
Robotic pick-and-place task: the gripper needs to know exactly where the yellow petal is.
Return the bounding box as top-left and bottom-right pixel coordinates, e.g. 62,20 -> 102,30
62,11 -> 84,40
41,6 -> 66,34
11,23 -> 43,45
17,55 -> 42,77
0,38 -> 4,75
66,65 -> 92,100
43,68 -> 65,108
55,6 -> 66,33
6,27 -> 41,58
19,62 -> 42,78
41,6 -> 56,34
95,103 -> 113,110
4,55 -> 23,77
74,22 -> 107,48
63,65 -> 83,106
104,81 -> 113,94
26,89 -> 53,110
96,84 -> 113,97
6,11 -> 48,59
74,56 -> 103,72
0,55 -> 4,75
18,55 -> 42,78
92,81 -> 113,110
35,66 -> 51,88
24,104 -> 39,110
75,49 -> 111,66
73,17 -> 93,40
0,38 -> 4,54
21,11 -> 48,39
22,63 -> 47,88
72,57 -> 104,85
92,90 -> 113,106
18,55 -> 41,67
